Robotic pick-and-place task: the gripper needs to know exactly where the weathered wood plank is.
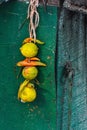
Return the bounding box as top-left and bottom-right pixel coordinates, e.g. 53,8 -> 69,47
57,8 -> 87,130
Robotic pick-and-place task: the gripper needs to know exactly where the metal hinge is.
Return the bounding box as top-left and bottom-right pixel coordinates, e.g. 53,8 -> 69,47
64,0 -> 87,14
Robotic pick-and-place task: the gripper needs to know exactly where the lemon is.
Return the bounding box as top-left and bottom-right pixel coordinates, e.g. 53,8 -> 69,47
22,67 -> 38,80
20,83 -> 36,102
20,42 -> 38,58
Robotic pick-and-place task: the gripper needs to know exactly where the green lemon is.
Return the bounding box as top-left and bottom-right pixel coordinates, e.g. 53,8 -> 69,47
20,83 -> 36,102
20,42 -> 39,58
22,67 -> 38,80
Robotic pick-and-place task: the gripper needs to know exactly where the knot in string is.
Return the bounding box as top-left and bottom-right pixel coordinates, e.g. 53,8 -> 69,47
27,0 -> 39,40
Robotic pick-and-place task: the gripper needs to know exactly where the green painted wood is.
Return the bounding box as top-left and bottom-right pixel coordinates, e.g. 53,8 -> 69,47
0,1 -> 57,130
57,8 -> 87,130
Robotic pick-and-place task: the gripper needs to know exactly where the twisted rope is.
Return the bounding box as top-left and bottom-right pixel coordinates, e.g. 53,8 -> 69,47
27,0 -> 39,40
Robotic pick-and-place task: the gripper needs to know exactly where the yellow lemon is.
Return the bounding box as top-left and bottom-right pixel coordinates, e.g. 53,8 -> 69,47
22,67 -> 38,80
19,83 -> 36,102
20,42 -> 38,58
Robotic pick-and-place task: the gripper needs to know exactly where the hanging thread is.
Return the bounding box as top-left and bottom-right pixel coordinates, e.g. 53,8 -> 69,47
27,0 -> 39,40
